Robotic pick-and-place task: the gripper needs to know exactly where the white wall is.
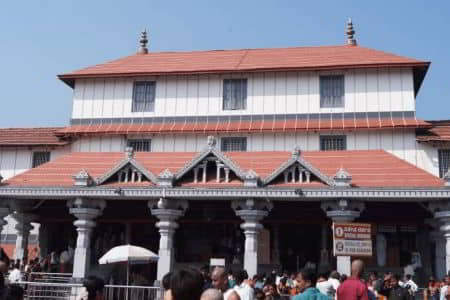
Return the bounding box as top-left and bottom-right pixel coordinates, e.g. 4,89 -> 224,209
71,68 -> 415,119
0,146 -> 71,180
69,129 -> 432,172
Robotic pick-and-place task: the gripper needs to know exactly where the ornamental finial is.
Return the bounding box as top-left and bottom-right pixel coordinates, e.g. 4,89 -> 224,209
292,146 -> 301,159
125,147 -> 134,159
347,18 -> 357,46
138,29 -> 149,54
207,136 -> 216,148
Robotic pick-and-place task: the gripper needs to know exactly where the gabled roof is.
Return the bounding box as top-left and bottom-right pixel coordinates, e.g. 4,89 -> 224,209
58,45 -> 429,94
3,149 -> 443,188
0,127 -> 68,147
417,120 -> 450,142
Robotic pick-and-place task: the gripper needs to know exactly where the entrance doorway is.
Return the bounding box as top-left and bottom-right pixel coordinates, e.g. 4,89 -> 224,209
279,224 -> 321,272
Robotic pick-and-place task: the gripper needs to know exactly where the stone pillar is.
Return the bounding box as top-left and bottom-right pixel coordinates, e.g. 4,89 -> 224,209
321,200 -> 365,276
149,198 -> 188,281
428,201 -> 450,275
232,199 -> 273,277
0,204 -> 10,246
67,198 -> 105,279
427,219 -> 446,279
12,212 -> 36,263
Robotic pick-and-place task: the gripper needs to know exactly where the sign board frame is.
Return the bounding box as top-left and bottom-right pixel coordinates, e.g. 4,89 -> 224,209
333,223 -> 372,257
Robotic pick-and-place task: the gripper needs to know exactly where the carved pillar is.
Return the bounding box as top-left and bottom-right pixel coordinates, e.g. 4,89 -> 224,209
427,219 -> 446,279
0,203 -> 10,246
318,223 -> 330,272
232,199 -> 273,277
429,201 -> 450,275
12,212 -> 37,263
321,200 -> 365,276
149,198 -> 188,281
67,198 -> 105,279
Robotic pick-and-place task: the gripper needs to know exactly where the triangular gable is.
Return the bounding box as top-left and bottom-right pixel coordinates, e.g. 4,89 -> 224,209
263,148 -> 335,186
95,153 -> 157,185
174,139 -> 246,183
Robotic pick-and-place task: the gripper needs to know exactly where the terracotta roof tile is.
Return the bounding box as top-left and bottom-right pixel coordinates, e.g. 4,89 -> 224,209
417,120 -> 450,142
56,118 -> 429,136
0,127 -> 68,146
3,150 -> 443,188
59,45 -> 428,87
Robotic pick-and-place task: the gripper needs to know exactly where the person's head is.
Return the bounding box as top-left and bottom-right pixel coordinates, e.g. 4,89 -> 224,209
162,272 -> 172,291
200,265 -> 210,280
170,268 -> 203,300
211,267 -> 228,292
83,276 -> 105,300
330,271 -> 340,280
14,261 -> 20,270
264,282 -> 278,296
368,272 -> 377,282
296,268 -> 317,292
290,272 -> 296,279
4,284 -> 24,300
340,274 -> 348,283
406,274 -> 412,281
318,271 -> 329,281
351,259 -> 364,278
200,288 -> 224,300
280,277 -> 287,286
255,289 -> 265,300
389,274 -> 402,288
428,277 -> 436,287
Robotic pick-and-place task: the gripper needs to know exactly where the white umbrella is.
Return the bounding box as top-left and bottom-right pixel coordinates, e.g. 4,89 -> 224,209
98,244 -> 159,289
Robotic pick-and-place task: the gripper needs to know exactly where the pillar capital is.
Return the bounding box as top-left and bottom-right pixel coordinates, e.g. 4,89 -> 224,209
148,198 -> 188,281
321,199 -> 365,222
67,198 -> 105,279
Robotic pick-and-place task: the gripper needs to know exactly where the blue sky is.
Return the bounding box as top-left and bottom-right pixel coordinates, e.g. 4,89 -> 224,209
0,0 -> 449,127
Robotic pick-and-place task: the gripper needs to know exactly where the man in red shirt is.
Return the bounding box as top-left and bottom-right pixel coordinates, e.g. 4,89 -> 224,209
337,259 -> 369,300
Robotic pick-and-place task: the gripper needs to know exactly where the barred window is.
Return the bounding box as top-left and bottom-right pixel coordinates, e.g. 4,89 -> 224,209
32,151 -> 50,168
132,81 -> 156,112
439,150 -> 450,178
221,137 -> 247,152
223,79 -> 247,110
320,75 -> 344,108
127,139 -> 151,152
320,135 -> 346,151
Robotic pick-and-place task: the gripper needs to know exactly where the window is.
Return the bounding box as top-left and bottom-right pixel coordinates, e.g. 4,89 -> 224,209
223,79 -> 247,110
32,151 -> 50,168
320,75 -> 344,108
439,150 -> 450,178
132,81 -> 156,112
221,137 -> 247,152
127,139 -> 151,152
320,135 -> 346,151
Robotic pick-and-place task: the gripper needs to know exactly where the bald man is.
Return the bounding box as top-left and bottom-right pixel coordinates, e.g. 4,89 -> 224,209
201,288 -> 224,300
336,259 -> 369,300
211,267 -> 240,300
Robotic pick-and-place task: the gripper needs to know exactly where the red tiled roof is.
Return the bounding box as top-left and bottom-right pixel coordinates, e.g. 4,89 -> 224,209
0,127 -> 68,146
58,45 -> 429,88
417,120 -> 450,142
4,150 -> 443,188
56,118 -> 430,136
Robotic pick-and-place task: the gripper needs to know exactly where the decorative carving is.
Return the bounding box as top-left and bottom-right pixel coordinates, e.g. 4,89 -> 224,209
232,198 -> 273,212
125,147 -> 134,159
158,169 -> 174,187
283,164 -> 311,184
321,199 -> 365,222
444,171 -> 450,186
244,170 -> 259,187
148,198 -> 189,212
292,146 -> 301,159
334,167 -> 352,187
138,29 -> 148,54
207,136 -> 216,148
73,170 -> 93,187
118,165 -> 145,183
347,18 -> 357,46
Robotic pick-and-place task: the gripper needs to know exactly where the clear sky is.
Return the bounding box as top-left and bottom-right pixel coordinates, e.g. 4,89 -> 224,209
0,0 -> 449,127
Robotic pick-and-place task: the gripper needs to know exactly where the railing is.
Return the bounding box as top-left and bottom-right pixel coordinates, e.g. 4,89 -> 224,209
28,272 -> 72,283
17,281 -> 164,300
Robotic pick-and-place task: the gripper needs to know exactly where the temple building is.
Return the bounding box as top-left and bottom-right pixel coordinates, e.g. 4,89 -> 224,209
1,20 -> 450,283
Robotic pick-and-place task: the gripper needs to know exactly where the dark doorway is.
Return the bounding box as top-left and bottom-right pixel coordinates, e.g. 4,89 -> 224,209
279,224 -> 321,272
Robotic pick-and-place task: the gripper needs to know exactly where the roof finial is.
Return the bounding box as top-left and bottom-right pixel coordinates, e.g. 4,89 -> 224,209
138,28 -> 149,54
347,18 -> 357,46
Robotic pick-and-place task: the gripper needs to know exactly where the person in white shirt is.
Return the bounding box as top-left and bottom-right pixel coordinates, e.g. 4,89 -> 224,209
440,275 -> 450,300
233,270 -> 254,300
8,262 -> 22,283
211,266 -> 240,300
404,274 -> 418,295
